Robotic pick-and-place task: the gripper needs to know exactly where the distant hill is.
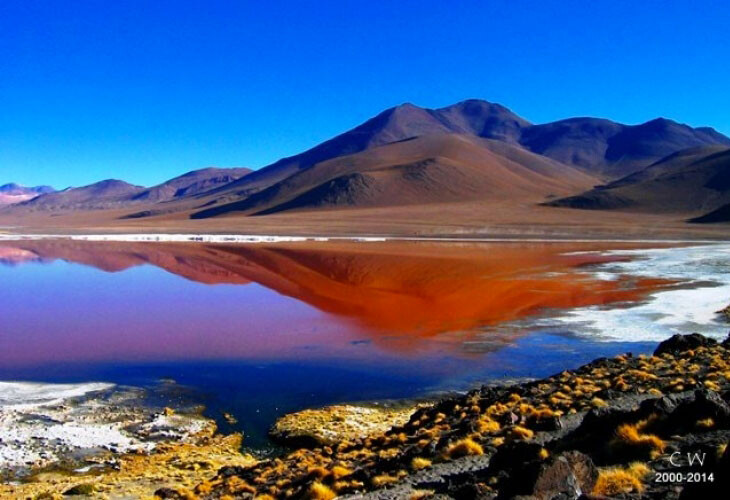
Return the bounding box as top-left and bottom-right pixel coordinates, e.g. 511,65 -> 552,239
0,183 -> 55,206
520,118 -> 730,178
546,146 -> 730,218
11,179 -> 146,211
3,167 -> 252,214
192,133 -> 597,218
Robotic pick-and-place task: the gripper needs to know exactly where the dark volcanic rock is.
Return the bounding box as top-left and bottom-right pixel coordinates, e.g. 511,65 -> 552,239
497,451 -> 597,500
63,483 -> 96,495
654,333 -> 717,356
153,488 -> 189,499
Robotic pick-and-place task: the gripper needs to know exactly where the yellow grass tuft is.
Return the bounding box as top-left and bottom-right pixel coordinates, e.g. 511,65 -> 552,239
717,443 -> 727,458
409,490 -> 436,500
476,416 -> 501,433
491,436 -> 505,447
591,397 -> 608,408
538,448 -> 549,460
226,476 -> 256,494
704,380 -> 721,391
627,369 -> 658,381
627,461 -> 651,478
331,465 -> 352,480
614,423 -> 666,459
196,481 -> 214,494
510,425 -> 534,440
371,475 -> 399,487
696,418 -> 715,429
446,438 -> 484,458
530,407 -> 558,419
307,482 -> 337,500
648,388 -> 662,396
411,457 -> 432,470
593,464 -> 647,496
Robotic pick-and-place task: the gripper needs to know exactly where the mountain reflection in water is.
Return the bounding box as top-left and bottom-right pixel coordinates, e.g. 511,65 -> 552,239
0,239 -> 674,367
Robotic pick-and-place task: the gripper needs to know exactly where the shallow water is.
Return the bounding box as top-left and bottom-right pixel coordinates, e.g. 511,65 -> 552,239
0,239 -> 727,448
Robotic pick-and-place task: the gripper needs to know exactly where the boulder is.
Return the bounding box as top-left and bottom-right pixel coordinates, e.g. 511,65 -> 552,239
654,333 -> 716,356
497,451 -> 597,500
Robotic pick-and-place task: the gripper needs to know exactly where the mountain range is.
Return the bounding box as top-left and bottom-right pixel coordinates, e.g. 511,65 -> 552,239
2,99 -> 729,227
0,183 -> 55,207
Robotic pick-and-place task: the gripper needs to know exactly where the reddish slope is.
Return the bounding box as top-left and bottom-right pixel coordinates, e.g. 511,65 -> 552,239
192,134 -> 598,218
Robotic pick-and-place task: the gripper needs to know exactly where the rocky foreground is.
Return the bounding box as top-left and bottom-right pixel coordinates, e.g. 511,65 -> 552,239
5,332 -> 730,499
163,332 -> 730,500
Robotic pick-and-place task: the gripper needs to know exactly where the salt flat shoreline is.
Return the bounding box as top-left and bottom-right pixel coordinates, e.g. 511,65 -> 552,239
0,232 -> 725,244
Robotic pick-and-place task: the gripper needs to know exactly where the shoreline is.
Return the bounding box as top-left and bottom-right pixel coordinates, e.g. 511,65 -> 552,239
192,332 -> 730,499
0,232 -> 726,244
4,332 -> 730,499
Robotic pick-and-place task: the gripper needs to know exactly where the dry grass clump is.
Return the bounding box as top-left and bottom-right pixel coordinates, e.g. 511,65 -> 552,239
591,397 -> 608,408
331,465 -> 352,480
225,476 -> 256,494
612,423 -> 666,459
307,481 -> 337,500
509,425 -> 534,440
409,490 -> 436,500
411,457 -> 432,470
696,418 -> 715,429
717,443 -> 727,458
476,416 -> 501,433
446,438 -> 484,458
371,474 -> 399,487
704,380 -> 721,391
627,369 -> 658,381
491,437 -> 505,447
592,462 -> 650,496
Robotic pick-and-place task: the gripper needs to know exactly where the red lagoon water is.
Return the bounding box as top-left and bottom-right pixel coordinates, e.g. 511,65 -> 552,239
0,239 -> 675,368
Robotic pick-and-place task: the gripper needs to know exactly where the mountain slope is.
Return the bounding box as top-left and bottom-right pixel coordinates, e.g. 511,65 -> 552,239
195,100 -> 729,215
546,146 -> 730,216
192,133 -> 598,218
200,100 -> 532,201
132,167 -> 252,202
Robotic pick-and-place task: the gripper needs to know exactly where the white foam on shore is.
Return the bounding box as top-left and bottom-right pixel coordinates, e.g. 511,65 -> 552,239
0,381 -> 114,409
541,244 -> 730,342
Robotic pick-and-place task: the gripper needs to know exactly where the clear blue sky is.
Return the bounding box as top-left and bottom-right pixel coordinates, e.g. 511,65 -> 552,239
2,0 -> 729,189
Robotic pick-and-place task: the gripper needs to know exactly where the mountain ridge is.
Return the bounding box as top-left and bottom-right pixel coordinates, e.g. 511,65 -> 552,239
3,98 -> 729,221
